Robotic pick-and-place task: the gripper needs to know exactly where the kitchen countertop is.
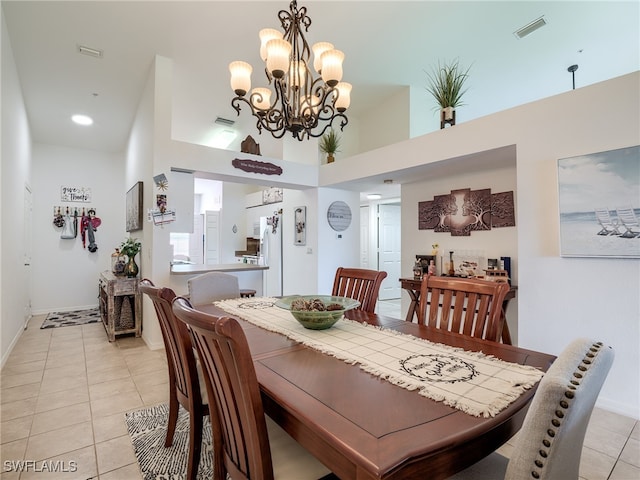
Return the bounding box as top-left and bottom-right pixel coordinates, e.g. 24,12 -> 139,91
170,263 -> 269,275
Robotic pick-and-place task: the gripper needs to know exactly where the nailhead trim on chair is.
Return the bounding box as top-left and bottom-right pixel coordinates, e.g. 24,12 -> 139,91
529,342 -> 603,479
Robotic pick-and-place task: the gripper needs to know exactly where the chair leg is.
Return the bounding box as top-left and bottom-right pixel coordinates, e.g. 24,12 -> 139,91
165,392 -> 179,447
186,409 -> 203,480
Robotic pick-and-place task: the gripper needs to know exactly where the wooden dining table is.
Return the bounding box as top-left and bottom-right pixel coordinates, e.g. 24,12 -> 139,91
197,302 -> 554,480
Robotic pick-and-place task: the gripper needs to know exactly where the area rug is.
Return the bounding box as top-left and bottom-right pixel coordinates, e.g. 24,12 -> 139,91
125,403 -> 213,480
40,308 -> 101,329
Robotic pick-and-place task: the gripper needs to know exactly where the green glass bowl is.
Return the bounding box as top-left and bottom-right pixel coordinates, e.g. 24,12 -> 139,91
275,295 -> 360,330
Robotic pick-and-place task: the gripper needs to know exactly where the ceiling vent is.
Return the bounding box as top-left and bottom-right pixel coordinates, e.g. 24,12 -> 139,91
514,16 -> 547,39
77,45 -> 103,58
214,116 -> 235,126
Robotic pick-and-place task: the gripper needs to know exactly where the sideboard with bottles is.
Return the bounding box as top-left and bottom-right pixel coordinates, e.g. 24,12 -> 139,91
98,270 -> 142,342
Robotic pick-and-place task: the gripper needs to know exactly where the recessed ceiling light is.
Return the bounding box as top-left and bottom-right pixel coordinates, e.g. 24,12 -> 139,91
367,193 -> 382,200
71,114 -> 93,126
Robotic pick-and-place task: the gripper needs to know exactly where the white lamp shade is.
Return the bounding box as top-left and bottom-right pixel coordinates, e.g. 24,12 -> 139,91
334,82 -> 352,112
321,49 -> 344,87
312,42 -> 333,73
266,38 -> 291,79
289,60 -> 307,89
229,61 -> 252,96
259,28 -> 283,61
251,87 -> 272,111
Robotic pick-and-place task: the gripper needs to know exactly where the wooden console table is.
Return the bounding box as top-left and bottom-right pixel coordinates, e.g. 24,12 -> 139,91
399,277 -> 517,344
98,271 -> 142,342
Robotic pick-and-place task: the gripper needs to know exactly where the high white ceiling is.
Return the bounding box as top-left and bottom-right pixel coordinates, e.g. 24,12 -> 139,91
3,1 -> 639,197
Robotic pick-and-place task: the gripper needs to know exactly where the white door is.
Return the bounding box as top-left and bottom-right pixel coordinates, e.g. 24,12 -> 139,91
189,214 -> 205,264
205,210 -> 220,265
360,206 -> 370,268
378,204 -> 401,300
23,185 -> 33,328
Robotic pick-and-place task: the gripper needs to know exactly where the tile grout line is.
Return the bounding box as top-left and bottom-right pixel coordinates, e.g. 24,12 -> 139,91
82,323 -> 101,480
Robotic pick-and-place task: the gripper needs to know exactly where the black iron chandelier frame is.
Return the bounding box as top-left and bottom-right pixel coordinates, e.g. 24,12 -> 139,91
230,1 -> 348,141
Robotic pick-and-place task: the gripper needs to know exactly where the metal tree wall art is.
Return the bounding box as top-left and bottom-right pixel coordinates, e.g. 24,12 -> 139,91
418,188 -> 515,236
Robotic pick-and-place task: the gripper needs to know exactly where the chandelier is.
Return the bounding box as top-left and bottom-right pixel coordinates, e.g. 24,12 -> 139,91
229,1 -> 351,141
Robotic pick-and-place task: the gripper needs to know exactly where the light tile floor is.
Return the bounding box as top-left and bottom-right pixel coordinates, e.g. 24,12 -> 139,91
1,311 -> 638,479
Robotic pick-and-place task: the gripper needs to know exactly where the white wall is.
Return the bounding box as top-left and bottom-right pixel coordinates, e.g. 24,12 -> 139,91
317,188 -> 360,295
31,144 -> 125,312
357,87 -> 410,153
126,56 -> 163,349
395,73 -> 639,418
220,182 -> 255,264
403,163 -> 519,337
280,189 -> 319,296
1,11 -> 32,364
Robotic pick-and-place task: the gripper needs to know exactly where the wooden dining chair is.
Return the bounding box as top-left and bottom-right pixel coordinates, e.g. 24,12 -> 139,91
332,267 -> 388,313
447,338 -> 614,480
172,297 -> 335,480
417,276 -> 509,342
139,279 -> 209,480
187,271 -> 240,306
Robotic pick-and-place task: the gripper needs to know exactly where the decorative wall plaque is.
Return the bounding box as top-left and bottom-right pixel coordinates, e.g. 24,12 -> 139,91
327,201 -> 352,231
418,188 -> 515,236
232,158 -> 282,176
295,206 -> 306,245
60,186 -> 91,203
262,187 -> 283,204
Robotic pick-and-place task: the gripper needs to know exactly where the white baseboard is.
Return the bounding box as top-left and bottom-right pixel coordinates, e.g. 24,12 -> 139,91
596,397 -> 640,421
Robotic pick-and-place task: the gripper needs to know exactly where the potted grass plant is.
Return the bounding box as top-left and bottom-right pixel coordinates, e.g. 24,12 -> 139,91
319,128 -> 341,163
425,59 -> 471,127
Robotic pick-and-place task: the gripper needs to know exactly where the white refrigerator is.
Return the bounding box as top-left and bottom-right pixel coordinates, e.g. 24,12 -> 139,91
260,214 -> 283,297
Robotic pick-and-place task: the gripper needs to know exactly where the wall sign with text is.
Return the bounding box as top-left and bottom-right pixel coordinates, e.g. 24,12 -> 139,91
327,201 -> 352,232
61,186 -> 91,203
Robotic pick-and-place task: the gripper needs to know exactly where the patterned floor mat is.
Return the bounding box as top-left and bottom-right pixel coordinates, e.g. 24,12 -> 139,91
125,403 -> 213,480
41,308 -> 101,329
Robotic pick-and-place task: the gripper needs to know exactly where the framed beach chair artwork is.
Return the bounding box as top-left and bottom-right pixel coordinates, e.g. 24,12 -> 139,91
557,145 -> 640,258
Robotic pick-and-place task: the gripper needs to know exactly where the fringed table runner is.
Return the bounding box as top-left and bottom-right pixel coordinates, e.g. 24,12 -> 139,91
215,297 -> 544,418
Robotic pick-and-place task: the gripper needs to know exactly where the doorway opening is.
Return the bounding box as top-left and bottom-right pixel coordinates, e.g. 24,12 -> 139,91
360,200 -> 401,301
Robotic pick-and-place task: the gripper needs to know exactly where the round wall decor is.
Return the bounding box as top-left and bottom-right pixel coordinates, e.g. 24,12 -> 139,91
327,201 -> 352,231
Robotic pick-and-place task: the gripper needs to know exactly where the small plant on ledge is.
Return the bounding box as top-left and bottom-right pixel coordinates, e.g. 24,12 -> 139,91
425,58 -> 471,127
319,129 -> 342,163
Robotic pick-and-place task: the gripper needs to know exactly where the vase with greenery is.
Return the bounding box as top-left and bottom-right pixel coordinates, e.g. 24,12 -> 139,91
120,237 -> 141,278
425,59 -> 471,126
319,129 -> 341,163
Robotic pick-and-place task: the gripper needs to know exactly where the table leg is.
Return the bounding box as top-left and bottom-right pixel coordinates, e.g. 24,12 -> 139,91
405,289 -> 420,322
501,297 -> 513,345
501,312 -> 512,345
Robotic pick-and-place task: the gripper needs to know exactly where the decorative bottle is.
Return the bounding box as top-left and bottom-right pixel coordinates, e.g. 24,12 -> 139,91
413,261 -> 423,279
428,260 -> 436,276
111,249 -> 126,276
448,251 -> 455,276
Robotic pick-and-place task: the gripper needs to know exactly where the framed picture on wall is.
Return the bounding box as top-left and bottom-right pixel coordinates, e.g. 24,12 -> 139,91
294,206 -> 306,245
126,181 -> 143,232
558,145 -> 639,258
